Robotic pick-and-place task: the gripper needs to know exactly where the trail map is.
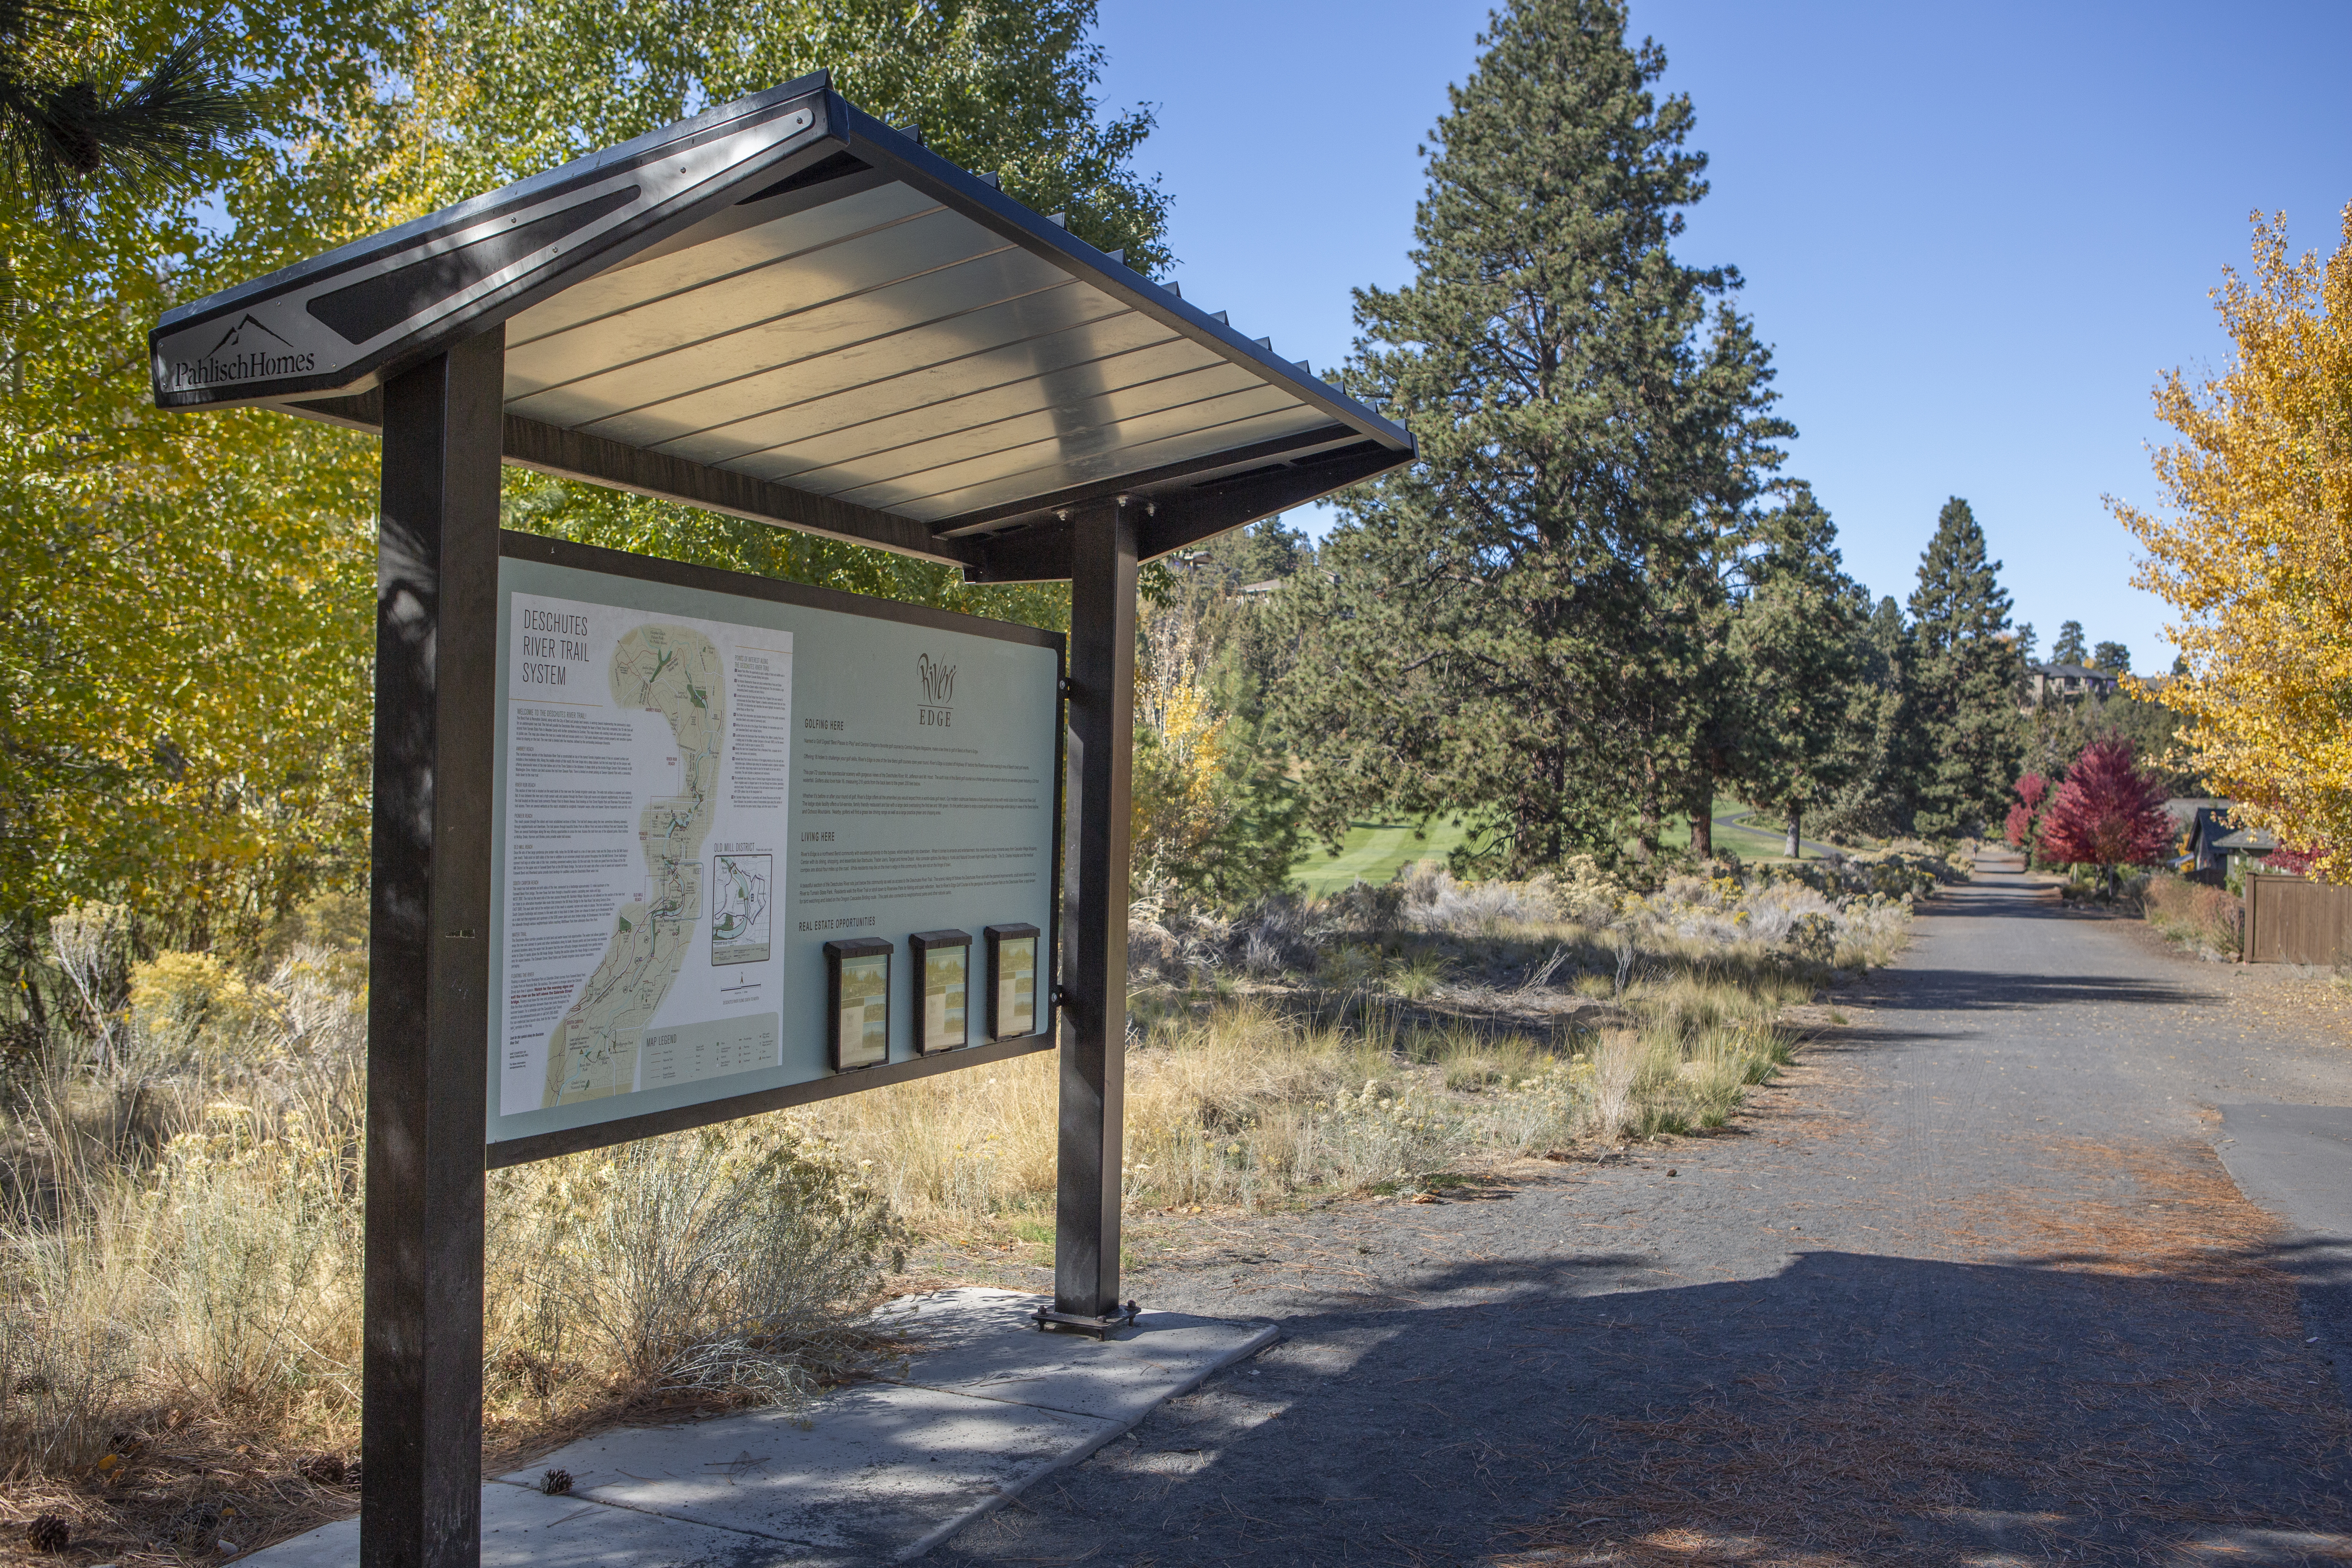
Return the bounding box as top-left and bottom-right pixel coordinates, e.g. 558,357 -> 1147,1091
542,627 -> 724,1103
498,592 -> 791,1120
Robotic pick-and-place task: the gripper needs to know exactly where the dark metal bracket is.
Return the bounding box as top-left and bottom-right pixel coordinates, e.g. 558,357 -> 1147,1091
1033,1301 -> 1141,1339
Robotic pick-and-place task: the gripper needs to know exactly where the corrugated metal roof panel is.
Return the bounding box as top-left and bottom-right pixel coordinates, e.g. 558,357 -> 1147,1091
150,71 -> 1413,575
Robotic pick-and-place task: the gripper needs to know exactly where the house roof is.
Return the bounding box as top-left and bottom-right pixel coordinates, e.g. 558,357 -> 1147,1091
148,72 -> 1414,581
2029,662 -> 2119,681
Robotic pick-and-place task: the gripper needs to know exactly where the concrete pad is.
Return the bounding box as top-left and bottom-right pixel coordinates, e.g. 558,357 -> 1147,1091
2215,1104 -> 2352,1412
2215,1104 -> 2352,1243
883,1286 -> 1283,1423
491,1381 -> 1117,1558
239,1476 -> 783,1567
234,1289 -> 1276,1566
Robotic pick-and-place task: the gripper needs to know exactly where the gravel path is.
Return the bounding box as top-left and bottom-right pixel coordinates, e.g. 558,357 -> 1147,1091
936,857 -> 2352,1567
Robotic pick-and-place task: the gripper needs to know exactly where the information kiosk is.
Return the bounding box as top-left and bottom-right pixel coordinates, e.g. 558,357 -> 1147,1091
150,70 -> 1412,1568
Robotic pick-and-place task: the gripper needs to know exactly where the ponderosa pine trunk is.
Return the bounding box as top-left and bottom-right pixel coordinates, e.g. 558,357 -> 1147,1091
1682,774 -> 1717,860
1785,806 -> 1802,860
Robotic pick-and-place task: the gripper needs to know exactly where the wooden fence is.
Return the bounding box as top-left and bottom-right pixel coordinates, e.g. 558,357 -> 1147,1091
2243,874 -> 2352,965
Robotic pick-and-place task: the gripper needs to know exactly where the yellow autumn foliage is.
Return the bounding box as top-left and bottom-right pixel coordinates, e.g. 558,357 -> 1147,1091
0,194 -> 381,958
1131,662 -> 1234,891
2114,207 -> 2352,882
129,951 -> 277,1060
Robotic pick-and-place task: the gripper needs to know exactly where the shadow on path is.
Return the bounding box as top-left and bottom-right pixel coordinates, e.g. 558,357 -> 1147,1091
1852,966 -> 2220,1014
938,851 -> 2352,1568
944,1241 -> 2351,1567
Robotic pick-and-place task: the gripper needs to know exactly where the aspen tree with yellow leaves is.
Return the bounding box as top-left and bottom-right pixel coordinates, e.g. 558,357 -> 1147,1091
1130,525 -> 1305,906
1132,670 -> 1234,886
2113,209 -> 2352,883
0,0 -> 1167,1000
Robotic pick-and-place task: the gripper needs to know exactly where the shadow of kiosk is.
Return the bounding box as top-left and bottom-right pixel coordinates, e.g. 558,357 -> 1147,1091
149,71 -> 1412,1568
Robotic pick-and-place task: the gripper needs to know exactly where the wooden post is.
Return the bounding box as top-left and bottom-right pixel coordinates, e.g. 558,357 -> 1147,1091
2242,873 -> 2260,964
1051,497 -> 1136,1326
363,327 -> 504,1568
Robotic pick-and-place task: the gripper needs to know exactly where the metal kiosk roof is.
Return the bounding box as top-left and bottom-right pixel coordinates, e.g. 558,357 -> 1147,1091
150,70 -> 1413,579
153,75 -> 1409,1568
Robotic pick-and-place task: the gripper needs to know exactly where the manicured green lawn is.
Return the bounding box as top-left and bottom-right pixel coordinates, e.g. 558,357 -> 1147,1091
1665,798 -> 1807,860
1289,800 -> 1826,895
1290,817 -> 1478,896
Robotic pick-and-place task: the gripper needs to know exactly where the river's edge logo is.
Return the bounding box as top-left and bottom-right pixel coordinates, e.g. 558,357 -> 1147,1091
162,312 -> 318,391
917,653 -> 957,728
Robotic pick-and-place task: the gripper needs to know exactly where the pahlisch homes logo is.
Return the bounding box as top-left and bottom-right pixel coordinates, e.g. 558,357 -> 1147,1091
917,653 -> 957,728
165,312 -> 318,391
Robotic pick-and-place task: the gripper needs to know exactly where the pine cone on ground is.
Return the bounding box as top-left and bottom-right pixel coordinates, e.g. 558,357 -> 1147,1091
299,1452 -> 350,1486
541,1468 -> 573,1496
26,1514 -> 71,1552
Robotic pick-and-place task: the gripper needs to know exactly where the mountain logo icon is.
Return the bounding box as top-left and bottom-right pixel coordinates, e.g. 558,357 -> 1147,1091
209,313 -> 292,354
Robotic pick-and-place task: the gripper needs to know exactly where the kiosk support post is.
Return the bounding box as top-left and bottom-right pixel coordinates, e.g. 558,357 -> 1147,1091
363,329 -> 504,1568
1053,497 -> 1136,1323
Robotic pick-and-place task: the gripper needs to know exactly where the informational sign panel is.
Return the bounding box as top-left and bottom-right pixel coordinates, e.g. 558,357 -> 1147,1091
488,536 -> 1060,1158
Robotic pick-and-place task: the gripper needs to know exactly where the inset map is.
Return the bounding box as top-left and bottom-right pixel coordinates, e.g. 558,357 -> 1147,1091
711,852 -> 773,966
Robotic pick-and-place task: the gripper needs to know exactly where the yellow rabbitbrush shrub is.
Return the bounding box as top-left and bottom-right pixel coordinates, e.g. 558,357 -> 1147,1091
129,952 -> 278,1062
2114,207 -> 2352,882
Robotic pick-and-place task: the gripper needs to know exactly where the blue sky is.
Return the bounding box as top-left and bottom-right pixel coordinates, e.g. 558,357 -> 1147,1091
1093,1 -> 2352,671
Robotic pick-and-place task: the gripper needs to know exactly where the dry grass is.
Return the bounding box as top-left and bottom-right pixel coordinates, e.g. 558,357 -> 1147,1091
1131,854 -> 1949,1002
0,929 -> 908,1564
802,854 -> 1918,1241
0,856 -> 1916,1560
802,976 -> 1809,1241
2143,873 -> 2245,960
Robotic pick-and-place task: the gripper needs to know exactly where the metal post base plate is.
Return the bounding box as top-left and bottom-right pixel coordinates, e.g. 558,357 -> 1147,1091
1033,1301 -> 1140,1339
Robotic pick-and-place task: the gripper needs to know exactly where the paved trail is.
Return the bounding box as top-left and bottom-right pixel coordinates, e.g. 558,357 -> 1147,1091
940,858 -> 2352,1567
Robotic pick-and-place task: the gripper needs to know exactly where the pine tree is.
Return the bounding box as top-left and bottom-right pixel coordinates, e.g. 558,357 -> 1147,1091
1815,595 -> 1913,841
1272,0 -> 1785,875
2051,620 -> 2087,666
1726,489 -> 1867,857
0,0 -> 250,213
2091,639 -> 2131,673
1904,497 -> 2024,837
2020,691 -> 2204,797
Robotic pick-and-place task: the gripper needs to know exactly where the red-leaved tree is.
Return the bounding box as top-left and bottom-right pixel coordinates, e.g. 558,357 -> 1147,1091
2040,742 -> 2172,893
2004,772 -> 2049,864
2261,844 -> 2319,878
